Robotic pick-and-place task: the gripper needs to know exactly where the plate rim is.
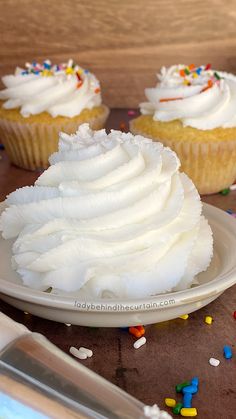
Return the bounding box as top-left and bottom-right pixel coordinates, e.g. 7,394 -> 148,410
0,202 -> 236,313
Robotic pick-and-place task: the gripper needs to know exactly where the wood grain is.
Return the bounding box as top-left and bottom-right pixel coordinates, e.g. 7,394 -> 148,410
1,0 -> 236,107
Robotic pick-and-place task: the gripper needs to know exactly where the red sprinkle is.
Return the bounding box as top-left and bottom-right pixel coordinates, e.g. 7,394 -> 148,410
77,81 -> 83,88
76,72 -> 82,81
205,63 -> 211,70
233,311 -> 236,319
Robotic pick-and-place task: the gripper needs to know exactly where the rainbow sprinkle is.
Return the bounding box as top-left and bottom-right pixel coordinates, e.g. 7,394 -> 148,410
19,59 -> 100,92
159,64 -> 223,103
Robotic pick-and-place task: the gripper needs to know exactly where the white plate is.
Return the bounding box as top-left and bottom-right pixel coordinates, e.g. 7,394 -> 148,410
0,203 -> 236,327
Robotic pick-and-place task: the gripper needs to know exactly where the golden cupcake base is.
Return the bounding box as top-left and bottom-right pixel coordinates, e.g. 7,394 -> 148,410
0,104 -> 109,171
130,116 -> 236,195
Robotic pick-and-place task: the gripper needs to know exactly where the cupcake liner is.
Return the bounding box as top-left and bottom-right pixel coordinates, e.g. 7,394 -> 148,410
0,105 -> 109,171
130,119 -> 236,195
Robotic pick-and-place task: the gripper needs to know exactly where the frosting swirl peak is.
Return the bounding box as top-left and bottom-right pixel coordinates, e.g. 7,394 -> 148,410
140,64 -> 236,130
0,59 -> 102,118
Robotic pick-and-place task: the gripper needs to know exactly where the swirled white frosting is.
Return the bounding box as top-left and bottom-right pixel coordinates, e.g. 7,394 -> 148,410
140,64 -> 236,130
0,60 -> 102,118
0,124 -> 213,298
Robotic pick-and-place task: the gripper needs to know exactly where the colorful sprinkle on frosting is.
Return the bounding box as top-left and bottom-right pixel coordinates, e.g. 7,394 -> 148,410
19,59 -> 100,93
159,64 -> 223,103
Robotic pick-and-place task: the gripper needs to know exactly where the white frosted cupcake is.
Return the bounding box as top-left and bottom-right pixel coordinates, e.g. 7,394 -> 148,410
130,64 -> 236,194
0,124 -> 213,298
0,59 -> 109,170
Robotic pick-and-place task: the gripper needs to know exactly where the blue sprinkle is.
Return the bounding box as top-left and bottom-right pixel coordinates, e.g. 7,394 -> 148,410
183,393 -> 192,408
226,209 -> 233,214
196,67 -> 202,75
191,377 -> 199,387
84,69 -> 90,74
224,345 -> 232,359
43,62 -> 51,69
182,385 -> 198,395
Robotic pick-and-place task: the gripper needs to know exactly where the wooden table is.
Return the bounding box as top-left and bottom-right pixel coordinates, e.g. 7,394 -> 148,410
0,110 -> 236,419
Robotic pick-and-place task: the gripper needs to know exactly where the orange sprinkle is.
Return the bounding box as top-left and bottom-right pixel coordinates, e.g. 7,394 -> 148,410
208,79 -> 213,88
136,325 -> 145,335
129,327 -> 142,338
189,64 -> 195,71
201,80 -> 213,93
179,69 -> 185,77
77,81 -> 83,88
119,121 -> 126,131
159,97 -> 183,102
94,87 -> 101,94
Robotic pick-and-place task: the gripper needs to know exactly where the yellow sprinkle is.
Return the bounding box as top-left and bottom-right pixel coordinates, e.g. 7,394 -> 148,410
192,73 -> 198,78
181,407 -> 198,417
66,67 -> 74,75
179,314 -> 189,320
41,69 -> 52,77
205,315 -> 213,325
77,68 -> 83,75
165,398 -> 176,407
183,79 -> 189,85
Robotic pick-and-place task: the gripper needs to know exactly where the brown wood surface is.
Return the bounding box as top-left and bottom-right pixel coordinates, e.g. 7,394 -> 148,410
0,110 -> 236,419
1,0 -> 236,107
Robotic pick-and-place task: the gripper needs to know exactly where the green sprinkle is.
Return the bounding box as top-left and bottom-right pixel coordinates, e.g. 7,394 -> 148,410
172,403 -> 183,414
220,188 -> 230,196
176,381 -> 191,393
184,68 -> 190,75
44,287 -> 52,293
214,72 -> 221,80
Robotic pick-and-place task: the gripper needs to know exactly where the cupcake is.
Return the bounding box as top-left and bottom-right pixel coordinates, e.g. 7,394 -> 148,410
0,124 -> 213,298
0,59 -> 109,170
130,64 -> 236,194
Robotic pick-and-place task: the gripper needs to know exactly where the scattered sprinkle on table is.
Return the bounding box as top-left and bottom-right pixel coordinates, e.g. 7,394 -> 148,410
165,398 -> 176,407
173,403 -> 183,414
205,316 -> 213,325
220,188 -> 230,195
133,336 -> 146,349
181,407 -> 198,417
65,323 -> 71,326
179,314 -> 189,320
69,346 -> 87,360
209,357 -> 220,367
233,311 -> 236,320
223,345 -> 232,359
129,325 -> 145,338
229,184 -> 236,191
69,346 -> 93,360
79,347 -> 93,358
127,110 -> 136,116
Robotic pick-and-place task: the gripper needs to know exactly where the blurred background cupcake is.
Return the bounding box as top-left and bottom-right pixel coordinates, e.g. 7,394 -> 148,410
130,64 -> 236,195
0,59 -> 109,170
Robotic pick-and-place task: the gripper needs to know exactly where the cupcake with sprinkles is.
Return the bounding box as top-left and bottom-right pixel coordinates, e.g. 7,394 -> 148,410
0,59 -> 109,170
130,64 -> 236,194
